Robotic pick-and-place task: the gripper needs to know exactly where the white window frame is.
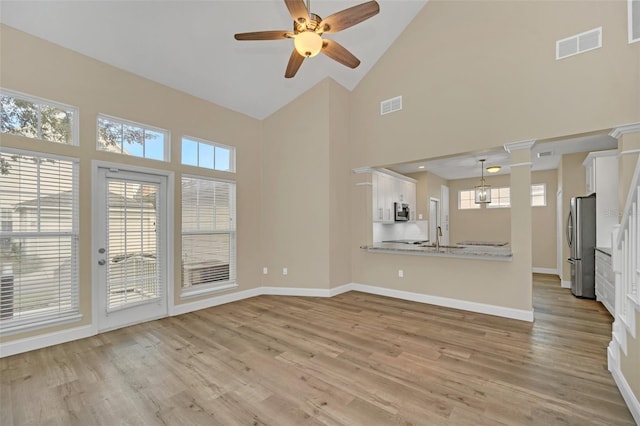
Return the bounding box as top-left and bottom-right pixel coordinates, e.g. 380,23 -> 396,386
531,183 -> 547,207
96,113 -> 170,162
181,135 -> 236,173
458,190 -> 480,210
1,88 -> 79,146
487,186 -> 511,209
0,147 -> 81,335
630,0 -> 640,44
180,174 -> 236,299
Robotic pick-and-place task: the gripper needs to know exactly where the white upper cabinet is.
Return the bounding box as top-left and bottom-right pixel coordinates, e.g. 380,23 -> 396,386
372,170 -> 417,223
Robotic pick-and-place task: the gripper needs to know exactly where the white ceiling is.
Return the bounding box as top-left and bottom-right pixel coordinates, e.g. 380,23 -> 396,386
0,0 -> 427,120
389,133 -> 619,180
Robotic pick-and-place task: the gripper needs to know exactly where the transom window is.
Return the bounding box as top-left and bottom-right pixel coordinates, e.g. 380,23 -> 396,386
0,149 -> 80,335
182,136 -> 235,172
1,89 -> 78,146
97,114 -> 169,161
488,187 -> 511,208
458,190 -> 480,210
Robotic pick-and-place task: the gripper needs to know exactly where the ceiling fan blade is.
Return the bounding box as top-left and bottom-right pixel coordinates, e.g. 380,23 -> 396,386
319,1 -> 380,34
284,0 -> 310,25
234,31 -> 293,41
285,49 -> 305,78
321,39 -> 361,69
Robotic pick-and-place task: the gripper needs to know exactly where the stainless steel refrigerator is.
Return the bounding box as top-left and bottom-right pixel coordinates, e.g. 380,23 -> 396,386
566,194 -> 596,298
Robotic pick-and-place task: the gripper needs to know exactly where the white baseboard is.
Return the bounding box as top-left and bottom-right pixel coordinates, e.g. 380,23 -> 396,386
609,345 -> 640,424
2,281 -> 535,357
532,267 -> 558,275
170,287 -> 262,316
561,280 -> 572,289
350,283 -> 534,322
0,324 -> 95,358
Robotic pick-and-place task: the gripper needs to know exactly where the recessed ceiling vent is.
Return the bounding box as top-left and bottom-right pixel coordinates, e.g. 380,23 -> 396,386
537,151 -> 553,158
556,27 -> 602,60
380,96 -> 402,115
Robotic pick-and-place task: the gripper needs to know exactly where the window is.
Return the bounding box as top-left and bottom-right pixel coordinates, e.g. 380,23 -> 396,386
181,176 -> 236,297
1,89 -> 78,145
0,149 -> 79,334
458,190 -> 480,210
630,0 -> 640,43
182,136 -> 235,172
488,187 -> 511,208
531,184 -> 547,207
97,114 -> 169,161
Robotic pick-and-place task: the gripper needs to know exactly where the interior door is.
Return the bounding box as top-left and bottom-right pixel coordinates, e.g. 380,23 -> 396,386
95,167 -> 168,332
440,185 -> 450,245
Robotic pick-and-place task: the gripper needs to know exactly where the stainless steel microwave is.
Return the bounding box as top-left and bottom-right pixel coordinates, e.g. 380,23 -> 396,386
394,202 -> 409,221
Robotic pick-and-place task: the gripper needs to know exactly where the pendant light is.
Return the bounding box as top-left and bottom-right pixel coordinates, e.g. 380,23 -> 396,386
475,159 -> 492,204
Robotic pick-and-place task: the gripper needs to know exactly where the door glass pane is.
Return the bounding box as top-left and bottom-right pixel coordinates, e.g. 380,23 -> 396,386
106,179 -> 159,311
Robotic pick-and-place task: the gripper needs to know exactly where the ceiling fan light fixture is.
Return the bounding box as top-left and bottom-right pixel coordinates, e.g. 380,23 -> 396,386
294,31 -> 323,57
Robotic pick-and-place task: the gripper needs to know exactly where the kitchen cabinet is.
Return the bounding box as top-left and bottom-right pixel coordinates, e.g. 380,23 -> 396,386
595,249 -> 614,316
372,170 -> 417,223
583,150 -> 618,247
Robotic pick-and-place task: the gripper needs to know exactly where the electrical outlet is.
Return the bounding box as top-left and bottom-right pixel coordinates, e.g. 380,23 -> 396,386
418,214 -> 423,220
263,267 -> 268,275
398,269 -> 404,278
283,267 -> 288,275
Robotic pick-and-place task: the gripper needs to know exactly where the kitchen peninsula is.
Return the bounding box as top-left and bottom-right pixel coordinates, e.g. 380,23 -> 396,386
362,242 -> 512,261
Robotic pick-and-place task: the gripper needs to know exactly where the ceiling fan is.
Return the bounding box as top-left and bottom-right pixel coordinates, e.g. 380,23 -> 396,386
234,0 -> 380,78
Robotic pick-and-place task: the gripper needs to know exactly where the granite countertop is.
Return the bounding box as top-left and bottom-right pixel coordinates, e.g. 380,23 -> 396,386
596,247 -> 612,256
361,242 -> 513,261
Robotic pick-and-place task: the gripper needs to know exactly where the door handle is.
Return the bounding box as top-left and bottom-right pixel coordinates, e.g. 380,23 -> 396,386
98,259 -> 106,266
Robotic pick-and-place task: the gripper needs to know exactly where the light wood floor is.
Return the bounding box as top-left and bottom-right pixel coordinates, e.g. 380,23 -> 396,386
1,274 -> 635,425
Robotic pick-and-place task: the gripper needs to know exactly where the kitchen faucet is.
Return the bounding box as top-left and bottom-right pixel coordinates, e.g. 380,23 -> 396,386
435,226 -> 443,250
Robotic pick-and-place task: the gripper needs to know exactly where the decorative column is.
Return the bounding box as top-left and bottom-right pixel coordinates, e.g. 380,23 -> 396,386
504,140 -> 536,313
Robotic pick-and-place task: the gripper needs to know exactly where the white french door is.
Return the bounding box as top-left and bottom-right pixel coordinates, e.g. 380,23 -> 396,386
94,167 -> 168,332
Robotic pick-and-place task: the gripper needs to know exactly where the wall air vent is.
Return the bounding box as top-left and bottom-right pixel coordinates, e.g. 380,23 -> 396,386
537,151 -> 553,158
380,96 -> 402,115
556,27 -> 602,60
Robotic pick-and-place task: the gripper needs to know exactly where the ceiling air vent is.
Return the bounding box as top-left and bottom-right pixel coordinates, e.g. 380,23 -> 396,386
380,96 -> 402,115
556,27 -> 602,60
537,151 -> 553,158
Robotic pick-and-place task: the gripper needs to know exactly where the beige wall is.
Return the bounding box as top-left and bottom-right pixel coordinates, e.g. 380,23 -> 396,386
0,25 -> 263,342
261,78 -> 352,290
406,171 -> 448,223
559,152 -> 588,283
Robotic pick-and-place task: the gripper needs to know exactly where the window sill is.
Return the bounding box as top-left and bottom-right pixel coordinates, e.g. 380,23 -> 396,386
0,313 -> 83,337
180,281 -> 238,299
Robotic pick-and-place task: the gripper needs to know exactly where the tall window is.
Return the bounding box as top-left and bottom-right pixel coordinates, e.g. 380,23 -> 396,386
182,136 -> 235,172
458,190 -> 480,209
1,89 -> 78,145
181,176 -> 236,297
97,114 -> 169,161
0,150 -> 80,334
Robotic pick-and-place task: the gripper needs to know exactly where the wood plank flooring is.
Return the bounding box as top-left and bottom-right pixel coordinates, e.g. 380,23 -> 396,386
1,274 -> 635,425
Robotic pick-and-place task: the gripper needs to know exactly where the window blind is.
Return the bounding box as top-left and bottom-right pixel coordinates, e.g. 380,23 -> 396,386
181,176 -> 236,295
0,150 -> 79,333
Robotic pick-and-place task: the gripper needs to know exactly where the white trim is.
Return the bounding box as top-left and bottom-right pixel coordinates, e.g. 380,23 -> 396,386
561,280 -> 572,289
504,140 -> 536,153
532,267 -> 557,275
0,324 -> 94,358
609,122 -> 640,139
619,148 -> 640,156
180,282 -> 238,299
629,0 -> 640,44
350,283 -> 534,322
609,341 -> 640,424
583,149 -> 618,166
509,161 -> 533,168
170,287 -> 262,316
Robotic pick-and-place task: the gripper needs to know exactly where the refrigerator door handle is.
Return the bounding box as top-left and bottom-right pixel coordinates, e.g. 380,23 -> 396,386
566,211 -> 573,248
567,258 -> 575,264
